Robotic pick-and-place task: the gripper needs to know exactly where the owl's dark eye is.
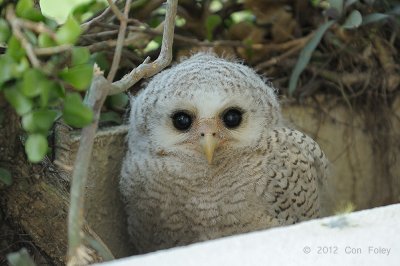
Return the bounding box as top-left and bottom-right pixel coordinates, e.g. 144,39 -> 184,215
172,111 -> 192,131
222,108 -> 242,128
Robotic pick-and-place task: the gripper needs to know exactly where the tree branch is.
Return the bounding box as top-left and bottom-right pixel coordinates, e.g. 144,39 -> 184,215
34,44 -> 72,55
110,0 -> 178,94
67,67 -> 112,265
6,6 -> 41,68
107,0 -> 132,82
67,0 -> 178,264
81,0 -> 119,32
106,0 -> 126,22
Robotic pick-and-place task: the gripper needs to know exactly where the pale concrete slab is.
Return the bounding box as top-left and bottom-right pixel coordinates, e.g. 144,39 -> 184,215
98,203 -> 400,266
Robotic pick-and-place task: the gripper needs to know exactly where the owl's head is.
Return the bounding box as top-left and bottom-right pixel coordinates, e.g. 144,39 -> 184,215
130,53 -> 281,164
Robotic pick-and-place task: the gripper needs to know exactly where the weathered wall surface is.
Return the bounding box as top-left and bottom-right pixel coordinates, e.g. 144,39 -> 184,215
53,97 -> 399,258
54,124 -> 133,258
7,96 -> 397,261
282,97 -> 400,214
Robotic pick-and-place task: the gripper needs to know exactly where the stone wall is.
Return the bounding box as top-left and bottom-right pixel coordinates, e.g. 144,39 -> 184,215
53,96 -> 400,258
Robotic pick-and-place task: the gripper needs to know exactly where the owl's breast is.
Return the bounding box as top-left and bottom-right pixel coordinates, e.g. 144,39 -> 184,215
140,156 -> 275,239
125,149 -> 299,252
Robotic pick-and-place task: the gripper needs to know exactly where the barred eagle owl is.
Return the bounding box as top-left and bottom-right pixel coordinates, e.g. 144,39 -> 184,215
120,53 -> 328,253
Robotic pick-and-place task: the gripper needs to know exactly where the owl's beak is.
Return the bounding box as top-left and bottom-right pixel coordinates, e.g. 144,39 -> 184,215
200,134 -> 219,164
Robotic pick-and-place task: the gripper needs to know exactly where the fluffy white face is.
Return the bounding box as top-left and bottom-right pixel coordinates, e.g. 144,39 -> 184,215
130,53 -> 282,165
152,89 -> 266,161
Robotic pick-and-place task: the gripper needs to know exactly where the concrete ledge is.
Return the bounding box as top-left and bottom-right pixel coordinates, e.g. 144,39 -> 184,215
98,203 -> 399,266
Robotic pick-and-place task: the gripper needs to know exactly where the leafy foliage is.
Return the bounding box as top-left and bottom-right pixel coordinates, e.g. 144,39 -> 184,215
0,167 -> 12,186
0,0 -> 105,164
289,20 -> 335,95
7,248 -> 36,266
1,0 -> 399,162
289,0 -> 400,94
205,14 -> 222,41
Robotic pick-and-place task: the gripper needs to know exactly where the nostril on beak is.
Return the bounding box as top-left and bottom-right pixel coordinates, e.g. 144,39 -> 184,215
200,132 -> 216,137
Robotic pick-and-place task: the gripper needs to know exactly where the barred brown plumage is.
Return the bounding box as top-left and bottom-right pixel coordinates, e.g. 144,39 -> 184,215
120,53 -> 329,253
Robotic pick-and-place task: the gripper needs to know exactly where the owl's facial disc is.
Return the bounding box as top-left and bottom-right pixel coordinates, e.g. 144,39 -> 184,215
170,106 -> 245,164
160,88 -> 264,165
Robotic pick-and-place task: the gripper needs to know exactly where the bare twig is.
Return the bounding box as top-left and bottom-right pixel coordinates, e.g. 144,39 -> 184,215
85,22 -> 315,54
83,29 -> 119,39
34,44 -> 72,55
107,0 -> 132,81
309,67 -> 370,88
67,0 -> 178,264
106,0 -> 126,22
6,6 -> 41,68
110,0 -> 178,94
5,8 -> 68,57
252,34 -> 314,54
67,67 -> 112,265
81,0 -> 118,32
18,20 -> 57,39
255,35 -> 312,70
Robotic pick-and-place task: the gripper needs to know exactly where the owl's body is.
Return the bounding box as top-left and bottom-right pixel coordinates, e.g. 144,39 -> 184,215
120,53 -> 328,253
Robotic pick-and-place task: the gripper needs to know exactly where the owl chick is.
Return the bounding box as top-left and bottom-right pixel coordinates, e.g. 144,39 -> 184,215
120,53 -> 328,253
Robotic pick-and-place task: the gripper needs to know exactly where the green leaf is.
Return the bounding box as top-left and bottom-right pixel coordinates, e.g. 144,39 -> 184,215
310,0 -> 322,7
11,57 -> 30,79
329,0 -> 343,15
45,18 -> 58,30
100,111 -> 122,124
107,93 -> 129,110
16,0 -> 33,16
243,38 -> 254,59
38,33 -> 56,48
22,109 -> 58,133
40,80 -> 64,107
21,69 -> 45,97
7,248 -> 36,266
230,10 -> 254,24
25,134 -> 48,163
7,36 -> 26,61
63,93 -> 93,128
0,55 -> 15,86
25,9 -> 46,22
60,64 -> 93,91
90,52 -> 110,73
344,0 -> 358,9
342,10 -> 362,29
72,47 -> 90,66
144,40 -> 161,53
0,167 -> 12,186
55,15 -> 82,45
0,19 -> 11,43
205,15 -> 222,41
0,109 -> 4,124
289,20 -> 335,95
72,0 -> 107,23
4,86 -> 33,115
362,13 -> 390,25
25,29 -> 38,45
16,0 -> 44,21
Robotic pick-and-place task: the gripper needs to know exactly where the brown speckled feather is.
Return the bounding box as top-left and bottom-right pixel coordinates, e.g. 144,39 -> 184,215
120,53 -> 329,253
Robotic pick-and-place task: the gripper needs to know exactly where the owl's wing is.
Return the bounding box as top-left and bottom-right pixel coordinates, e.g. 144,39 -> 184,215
269,127 -> 329,182
261,127 -> 329,222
